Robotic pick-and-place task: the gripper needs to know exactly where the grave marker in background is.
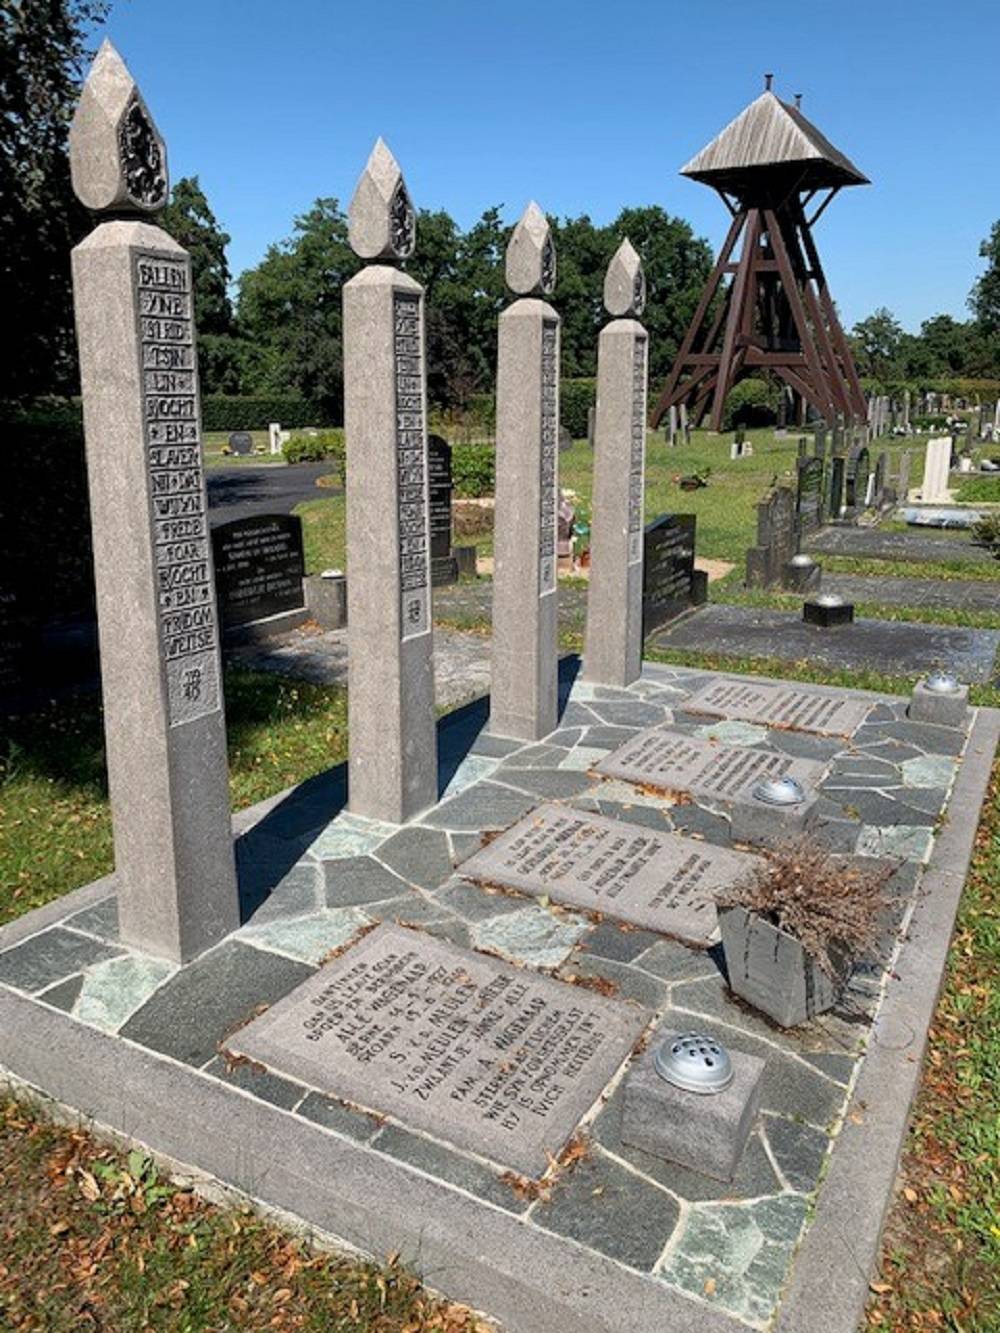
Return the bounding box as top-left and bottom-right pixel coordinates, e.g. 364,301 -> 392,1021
583,239 -> 648,686
343,139 -> 437,821
228,430 -> 253,455
796,454 -> 824,535
490,203 -> 560,739
68,42 -> 238,961
428,434 -> 458,586
212,514 -> 305,628
641,514 -> 705,634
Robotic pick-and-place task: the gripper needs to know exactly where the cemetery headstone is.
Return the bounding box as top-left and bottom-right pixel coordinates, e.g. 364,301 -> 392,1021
921,437 -> 952,503
745,486 -> 796,588
897,448 -> 912,499
491,203 -> 560,740
228,430 -> 253,456
557,493 -> 576,565
641,514 -> 704,635
845,444 -> 870,512
457,802 -> 763,945
268,421 -> 282,454
343,139 -> 437,821
827,454 -> 845,519
68,41 -> 238,961
667,403 -> 678,446
558,425 -> 573,452
583,239 -> 647,687
796,454 -> 824,535
212,514 -> 305,629
873,450 -> 889,509
428,434 -> 458,586
231,921 -> 647,1177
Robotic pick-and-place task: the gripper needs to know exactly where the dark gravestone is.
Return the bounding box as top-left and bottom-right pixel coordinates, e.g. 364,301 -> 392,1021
873,450 -> 890,508
745,487 -> 796,588
212,514 -> 305,628
845,446 -> 870,512
642,514 -> 704,636
228,431 -> 253,456
827,455 -> 845,519
428,434 -> 457,587
796,456 -> 824,536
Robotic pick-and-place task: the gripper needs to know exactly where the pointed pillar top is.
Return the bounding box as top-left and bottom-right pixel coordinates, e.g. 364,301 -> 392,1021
348,137 -> 416,261
505,201 -> 556,297
603,238 -> 645,318
69,40 -> 168,214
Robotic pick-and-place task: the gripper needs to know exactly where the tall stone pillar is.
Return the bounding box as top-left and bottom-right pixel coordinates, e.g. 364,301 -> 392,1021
343,140 -> 437,822
490,203 -> 560,741
583,240 -> 648,688
69,42 -> 238,962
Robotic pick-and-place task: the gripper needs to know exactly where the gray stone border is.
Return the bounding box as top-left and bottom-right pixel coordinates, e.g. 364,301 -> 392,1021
775,705 -> 1000,1333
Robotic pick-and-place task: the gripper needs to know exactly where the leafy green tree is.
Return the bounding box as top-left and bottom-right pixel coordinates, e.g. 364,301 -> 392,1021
850,307 -> 904,381
0,0 -> 108,399
970,219 -> 1000,334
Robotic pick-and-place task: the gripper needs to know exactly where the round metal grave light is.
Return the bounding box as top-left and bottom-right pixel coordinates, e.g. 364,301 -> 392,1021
815,593 -> 845,608
789,553 -> 815,568
654,1032 -> 734,1095
753,774 -> 806,806
925,670 -> 960,694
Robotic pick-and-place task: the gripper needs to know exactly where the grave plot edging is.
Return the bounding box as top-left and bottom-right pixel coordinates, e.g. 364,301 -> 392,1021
0,985 -> 741,1333
774,706 -> 1000,1333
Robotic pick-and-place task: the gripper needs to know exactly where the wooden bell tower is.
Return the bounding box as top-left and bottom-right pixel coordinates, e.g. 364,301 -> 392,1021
652,77 -> 869,432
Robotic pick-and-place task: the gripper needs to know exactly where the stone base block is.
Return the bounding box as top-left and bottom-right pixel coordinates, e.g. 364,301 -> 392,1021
719,905 -> 845,1027
454,545 -> 478,578
803,600 -> 855,627
729,789 -> 819,847
781,558 -> 822,593
305,573 -> 347,629
691,569 -> 709,606
909,679 -> 968,727
431,555 -> 459,587
622,1034 -> 765,1181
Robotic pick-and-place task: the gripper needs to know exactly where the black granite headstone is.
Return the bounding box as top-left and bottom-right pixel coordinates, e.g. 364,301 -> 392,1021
428,434 -> 457,587
212,514 -> 305,628
228,431 -> 253,456
642,514 -> 703,636
828,455 -> 845,519
796,456 -> 824,535
845,446 -> 871,511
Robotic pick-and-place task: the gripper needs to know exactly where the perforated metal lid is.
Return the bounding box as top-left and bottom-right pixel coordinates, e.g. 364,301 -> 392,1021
654,1032 -> 734,1094
789,553 -> 815,567
815,593 -> 845,607
753,774 -> 806,806
926,670 -> 960,694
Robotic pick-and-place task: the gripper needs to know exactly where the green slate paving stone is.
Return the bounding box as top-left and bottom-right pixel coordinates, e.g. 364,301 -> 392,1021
558,956 -> 668,1010
246,862 -> 322,925
74,954 -> 177,1032
799,1051 -> 859,1083
120,941 -> 313,1067
471,905 -> 590,970
323,855 -> 410,908
67,897 -> 120,939
469,733 -> 525,758
297,1091 -> 383,1142
499,743 -> 566,769
447,831 -> 487,861
545,727 -> 583,748
308,812 -> 399,859
582,922 -> 663,965
669,803 -> 732,844
493,767 -> 598,800
440,755 -> 499,798
558,746 -> 608,773
0,928 -> 123,994
37,974 -> 84,1012
856,721 -> 966,757
422,781 -> 538,831
761,1114 -> 831,1193
375,826 -> 456,891
856,824 -> 934,863
434,879 -> 527,924
556,702 -> 604,729
593,1086 -> 780,1201
765,730 -> 845,762
372,1124 -> 530,1214
369,894 -> 453,927
659,1194 -> 809,1325
900,754 -> 958,789
637,938 -> 720,984
855,740 -> 923,764
580,725 -> 643,751
592,800 -> 676,833
694,720 -> 769,746
419,918 -> 472,948
534,1150 -> 680,1271
587,700 -> 669,728
202,1056 -> 305,1111
237,907 -> 372,965
826,790 -> 938,827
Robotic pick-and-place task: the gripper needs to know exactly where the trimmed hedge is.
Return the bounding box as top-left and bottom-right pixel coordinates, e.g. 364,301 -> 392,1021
561,379 -> 595,439
202,396 -> 322,431
453,442 -> 495,498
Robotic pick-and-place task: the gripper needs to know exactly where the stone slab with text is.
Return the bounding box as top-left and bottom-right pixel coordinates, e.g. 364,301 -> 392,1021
682,679 -> 871,737
230,922 -> 647,1176
456,802 -> 763,944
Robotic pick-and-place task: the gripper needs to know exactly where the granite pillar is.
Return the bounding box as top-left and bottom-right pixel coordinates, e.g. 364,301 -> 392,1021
490,202 -> 560,740
343,140 -> 437,821
583,239 -> 648,688
69,42 -> 238,962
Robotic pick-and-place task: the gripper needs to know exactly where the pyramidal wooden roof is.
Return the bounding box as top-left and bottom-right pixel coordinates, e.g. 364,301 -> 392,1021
681,91 -> 868,193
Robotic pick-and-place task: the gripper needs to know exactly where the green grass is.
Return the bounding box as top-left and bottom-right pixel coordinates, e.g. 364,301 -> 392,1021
953,474 -> 1000,503
818,553 -> 1000,582
0,672 -> 348,927
203,430 -> 279,467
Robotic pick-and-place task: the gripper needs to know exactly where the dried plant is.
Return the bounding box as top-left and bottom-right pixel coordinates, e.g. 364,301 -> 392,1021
717,838 -> 895,977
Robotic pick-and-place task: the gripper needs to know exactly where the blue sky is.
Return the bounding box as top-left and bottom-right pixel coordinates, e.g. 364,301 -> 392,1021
99,0 -> 997,332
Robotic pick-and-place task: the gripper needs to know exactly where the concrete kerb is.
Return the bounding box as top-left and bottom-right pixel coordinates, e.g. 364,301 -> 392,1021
774,705 -> 1000,1333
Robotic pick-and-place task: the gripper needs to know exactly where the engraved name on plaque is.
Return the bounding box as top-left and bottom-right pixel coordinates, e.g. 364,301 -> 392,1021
136,253 -> 220,725
539,318 -> 559,595
627,333 -> 647,565
394,290 -> 431,640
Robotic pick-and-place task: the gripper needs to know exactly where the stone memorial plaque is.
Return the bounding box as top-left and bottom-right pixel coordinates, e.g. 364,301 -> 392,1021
457,802 -> 762,945
796,456 -> 824,535
596,728 -> 826,804
228,430 -> 253,455
627,336 -> 647,564
682,679 -> 870,736
136,252 -> 221,726
427,434 -> 453,561
394,291 -> 431,640
212,514 -> 305,628
539,319 -> 559,595
231,923 -> 646,1176
642,514 -> 696,636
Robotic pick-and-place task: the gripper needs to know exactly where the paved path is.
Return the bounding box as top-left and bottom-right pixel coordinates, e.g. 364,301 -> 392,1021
207,463 -> 337,527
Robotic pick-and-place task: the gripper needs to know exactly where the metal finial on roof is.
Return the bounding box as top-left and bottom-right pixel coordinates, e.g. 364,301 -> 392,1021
795,92 -> 803,108
764,73 -> 773,91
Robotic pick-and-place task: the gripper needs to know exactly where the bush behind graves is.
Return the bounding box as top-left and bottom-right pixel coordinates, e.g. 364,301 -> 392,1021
561,378 -> 596,438
452,442 -> 496,498
971,511 -> 1000,555
283,429 -> 345,469
202,395 -> 323,431
723,377 -> 780,429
